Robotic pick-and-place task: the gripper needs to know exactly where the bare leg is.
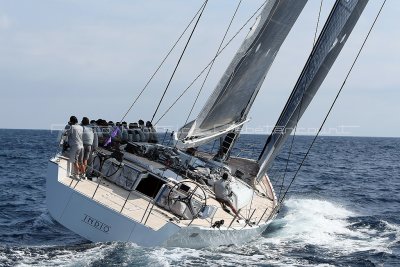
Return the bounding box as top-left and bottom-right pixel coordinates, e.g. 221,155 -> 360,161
217,199 -> 241,218
79,163 -> 85,175
226,202 -> 240,218
73,162 -> 80,176
82,160 -> 88,174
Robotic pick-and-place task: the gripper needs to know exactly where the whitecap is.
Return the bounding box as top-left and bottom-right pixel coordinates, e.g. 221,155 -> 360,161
262,198 -> 398,255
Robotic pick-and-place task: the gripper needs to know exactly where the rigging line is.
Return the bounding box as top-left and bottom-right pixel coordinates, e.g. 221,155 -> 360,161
278,0 -> 387,205
154,0 -> 268,125
271,166 -> 281,188
277,0 -> 324,201
179,0 -> 242,138
151,0 -> 209,123
118,2 -> 206,123
195,0 -> 284,161
260,176 -> 270,196
247,190 -> 256,220
313,0 -> 324,47
276,148 -> 294,200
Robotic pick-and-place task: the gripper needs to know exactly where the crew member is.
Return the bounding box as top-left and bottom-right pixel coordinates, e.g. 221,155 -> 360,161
64,116 -> 84,179
81,117 -> 94,179
213,172 -> 240,217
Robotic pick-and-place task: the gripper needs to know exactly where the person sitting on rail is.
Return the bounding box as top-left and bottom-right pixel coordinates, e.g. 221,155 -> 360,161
128,122 -> 145,142
114,122 -> 123,142
95,119 -> 106,145
89,120 -> 100,150
100,120 -> 112,142
146,121 -> 158,144
107,121 -> 114,137
121,121 -> 129,143
138,119 -> 149,142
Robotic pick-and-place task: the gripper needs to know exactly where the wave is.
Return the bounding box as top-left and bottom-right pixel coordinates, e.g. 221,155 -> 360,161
263,198 -> 398,253
146,246 -> 267,267
2,199 -> 398,266
0,243 -> 116,267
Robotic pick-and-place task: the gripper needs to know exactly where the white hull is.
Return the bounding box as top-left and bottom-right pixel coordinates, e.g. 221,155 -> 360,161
46,159 -> 276,248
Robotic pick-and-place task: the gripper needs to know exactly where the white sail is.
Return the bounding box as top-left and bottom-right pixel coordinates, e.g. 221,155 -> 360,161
257,0 -> 369,179
176,0 -> 307,148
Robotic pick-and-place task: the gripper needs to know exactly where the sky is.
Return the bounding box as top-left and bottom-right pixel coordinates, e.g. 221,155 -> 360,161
0,0 -> 398,137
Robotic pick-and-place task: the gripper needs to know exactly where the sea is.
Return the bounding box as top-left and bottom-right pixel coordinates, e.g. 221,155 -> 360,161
0,129 -> 399,267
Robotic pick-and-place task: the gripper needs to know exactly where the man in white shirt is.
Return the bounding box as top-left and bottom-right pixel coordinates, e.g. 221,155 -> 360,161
214,172 -> 240,217
65,116 -> 84,179
81,117 -> 94,179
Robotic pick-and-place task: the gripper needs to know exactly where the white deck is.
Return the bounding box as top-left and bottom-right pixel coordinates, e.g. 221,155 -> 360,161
56,157 -> 276,231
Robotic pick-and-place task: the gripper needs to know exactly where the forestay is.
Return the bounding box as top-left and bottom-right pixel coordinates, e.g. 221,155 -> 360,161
257,0 -> 369,179
176,0 -> 307,148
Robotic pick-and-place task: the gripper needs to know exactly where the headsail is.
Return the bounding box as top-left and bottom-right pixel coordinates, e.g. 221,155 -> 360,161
257,0 -> 369,179
176,0 -> 307,148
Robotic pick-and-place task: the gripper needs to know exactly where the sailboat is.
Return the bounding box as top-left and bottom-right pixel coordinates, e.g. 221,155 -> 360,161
47,0 -> 370,248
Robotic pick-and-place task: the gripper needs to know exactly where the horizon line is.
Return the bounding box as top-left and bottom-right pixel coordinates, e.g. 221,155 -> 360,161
0,127 -> 399,139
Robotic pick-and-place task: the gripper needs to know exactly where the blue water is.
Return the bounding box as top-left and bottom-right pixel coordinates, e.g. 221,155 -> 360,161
0,129 -> 399,266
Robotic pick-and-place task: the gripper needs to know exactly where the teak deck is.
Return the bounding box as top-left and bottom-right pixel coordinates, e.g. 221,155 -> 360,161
57,157 -> 275,231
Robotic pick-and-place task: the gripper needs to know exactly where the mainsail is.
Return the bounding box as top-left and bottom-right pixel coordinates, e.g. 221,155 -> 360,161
257,0 -> 369,179
176,0 -> 307,148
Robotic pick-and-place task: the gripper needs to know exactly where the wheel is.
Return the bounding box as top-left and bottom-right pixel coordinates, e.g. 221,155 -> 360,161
167,180 -> 207,219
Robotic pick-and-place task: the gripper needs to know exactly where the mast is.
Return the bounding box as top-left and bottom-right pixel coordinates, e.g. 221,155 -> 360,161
175,0 -> 308,149
257,0 -> 369,180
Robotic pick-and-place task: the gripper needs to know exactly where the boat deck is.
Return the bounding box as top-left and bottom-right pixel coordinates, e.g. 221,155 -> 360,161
56,156 -> 276,231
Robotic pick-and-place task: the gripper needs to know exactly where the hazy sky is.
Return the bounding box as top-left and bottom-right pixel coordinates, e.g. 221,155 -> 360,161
0,0 -> 398,137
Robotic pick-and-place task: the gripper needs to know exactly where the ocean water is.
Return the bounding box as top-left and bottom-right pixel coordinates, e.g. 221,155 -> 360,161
0,129 -> 399,266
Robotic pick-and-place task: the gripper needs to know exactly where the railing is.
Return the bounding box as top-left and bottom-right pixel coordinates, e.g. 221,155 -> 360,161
58,156 -> 271,230
58,158 -> 173,230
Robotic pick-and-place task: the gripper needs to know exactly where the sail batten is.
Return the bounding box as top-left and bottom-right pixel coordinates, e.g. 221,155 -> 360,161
257,0 -> 369,179
176,0 -> 308,148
